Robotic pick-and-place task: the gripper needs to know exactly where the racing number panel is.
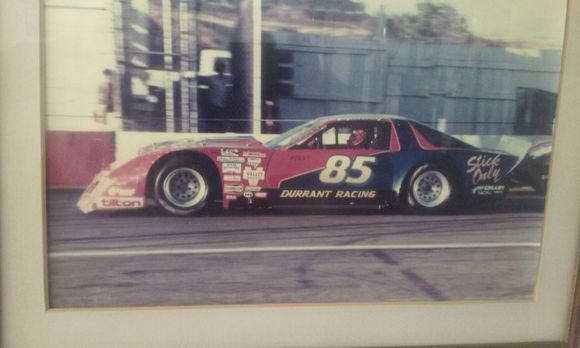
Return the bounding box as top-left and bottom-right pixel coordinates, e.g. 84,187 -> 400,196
266,120 -> 398,203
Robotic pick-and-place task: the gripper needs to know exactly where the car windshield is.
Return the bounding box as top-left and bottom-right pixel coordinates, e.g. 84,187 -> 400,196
263,120 -> 319,148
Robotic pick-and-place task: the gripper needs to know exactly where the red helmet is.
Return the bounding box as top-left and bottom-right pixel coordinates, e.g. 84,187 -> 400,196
348,129 -> 367,146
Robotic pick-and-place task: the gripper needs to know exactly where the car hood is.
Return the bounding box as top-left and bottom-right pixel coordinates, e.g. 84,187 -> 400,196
138,135 -> 264,154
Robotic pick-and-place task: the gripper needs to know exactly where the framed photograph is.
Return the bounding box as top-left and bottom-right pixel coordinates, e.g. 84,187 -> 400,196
1,0 -> 579,347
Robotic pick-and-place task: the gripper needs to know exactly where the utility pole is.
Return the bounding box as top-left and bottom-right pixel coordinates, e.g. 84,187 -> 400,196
230,0 -> 254,133
162,0 -> 174,132
178,0 -> 198,132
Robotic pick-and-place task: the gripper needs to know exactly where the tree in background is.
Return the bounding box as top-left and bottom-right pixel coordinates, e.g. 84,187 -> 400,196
384,2 -> 477,44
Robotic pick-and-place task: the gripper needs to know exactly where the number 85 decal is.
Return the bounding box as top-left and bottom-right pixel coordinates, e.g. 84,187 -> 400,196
319,155 -> 376,184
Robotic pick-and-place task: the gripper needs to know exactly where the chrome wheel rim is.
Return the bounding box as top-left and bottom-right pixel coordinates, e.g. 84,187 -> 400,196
163,168 -> 207,208
412,170 -> 450,208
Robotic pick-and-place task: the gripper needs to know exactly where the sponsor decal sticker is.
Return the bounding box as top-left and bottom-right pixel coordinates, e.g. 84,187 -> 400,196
224,174 -> 242,182
220,148 -> 239,157
224,184 -> 244,193
472,185 -> 506,195
246,157 -> 262,167
106,186 -> 136,197
242,151 -> 266,158
244,186 -> 262,192
243,167 -> 265,186
225,195 -> 238,200
243,192 -> 254,199
98,197 -> 143,209
254,192 -> 268,198
217,156 -> 245,163
466,154 -> 502,184
222,162 -> 242,174
279,190 -> 376,199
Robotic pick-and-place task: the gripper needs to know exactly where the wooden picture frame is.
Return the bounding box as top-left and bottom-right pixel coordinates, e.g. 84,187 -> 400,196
1,0 -> 579,346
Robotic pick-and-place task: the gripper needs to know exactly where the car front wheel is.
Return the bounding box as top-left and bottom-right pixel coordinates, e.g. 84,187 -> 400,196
154,159 -> 212,216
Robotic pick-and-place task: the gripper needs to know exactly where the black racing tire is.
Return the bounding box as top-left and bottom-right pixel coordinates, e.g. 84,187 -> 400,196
153,158 -> 213,216
402,164 -> 457,213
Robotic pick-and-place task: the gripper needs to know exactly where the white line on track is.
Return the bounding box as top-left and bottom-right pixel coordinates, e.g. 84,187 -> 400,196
49,242 -> 541,258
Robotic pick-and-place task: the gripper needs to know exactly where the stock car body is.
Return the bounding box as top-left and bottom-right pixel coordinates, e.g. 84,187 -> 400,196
511,140 -> 552,194
78,114 -> 519,216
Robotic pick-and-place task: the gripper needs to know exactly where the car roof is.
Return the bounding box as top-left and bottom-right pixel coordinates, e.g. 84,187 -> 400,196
314,114 -> 409,123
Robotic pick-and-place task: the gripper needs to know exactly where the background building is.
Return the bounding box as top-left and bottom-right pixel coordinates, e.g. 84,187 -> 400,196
45,0 -> 564,137
263,32 -> 561,134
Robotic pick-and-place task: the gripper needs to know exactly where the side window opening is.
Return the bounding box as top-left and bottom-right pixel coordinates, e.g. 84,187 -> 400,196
298,121 -> 392,150
321,127 -> 337,146
314,125 -> 349,149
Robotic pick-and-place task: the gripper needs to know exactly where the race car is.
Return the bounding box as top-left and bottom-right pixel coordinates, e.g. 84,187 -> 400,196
78,114 -> 519,216
510,140 -> 551,194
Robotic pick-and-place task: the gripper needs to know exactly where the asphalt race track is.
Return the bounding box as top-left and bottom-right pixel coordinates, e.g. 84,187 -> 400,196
46,189 -> 546,308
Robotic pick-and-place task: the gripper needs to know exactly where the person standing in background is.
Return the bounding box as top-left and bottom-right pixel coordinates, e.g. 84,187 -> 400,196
93,69 -> 114,126
205,60 -> 233,132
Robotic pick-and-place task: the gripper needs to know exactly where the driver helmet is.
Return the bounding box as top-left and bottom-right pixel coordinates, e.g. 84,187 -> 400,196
348,128 -> 367,146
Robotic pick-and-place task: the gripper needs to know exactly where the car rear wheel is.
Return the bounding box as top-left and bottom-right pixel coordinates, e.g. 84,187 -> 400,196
154,159 -> 212,216
404,164 -> 455,213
